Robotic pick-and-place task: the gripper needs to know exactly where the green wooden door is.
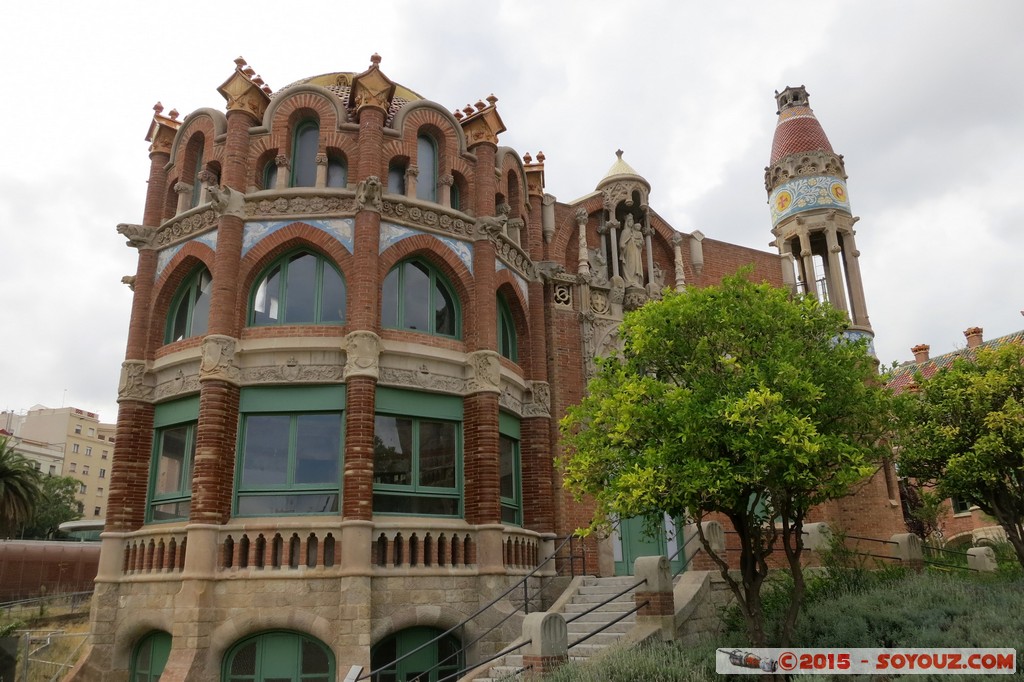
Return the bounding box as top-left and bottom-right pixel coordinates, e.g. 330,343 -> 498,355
614,516 -> 686,576
371,627 -> 462,682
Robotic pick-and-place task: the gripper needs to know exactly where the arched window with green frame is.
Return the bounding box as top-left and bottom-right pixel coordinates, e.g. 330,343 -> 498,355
223,630 -> 333,682
496,294 -> 517,362
132,630 -> 172,682
291,120 -> 319,188
166,266 -> 212,343
416,134 -> 438,203
250,250 -> 346,326
381,259 -> 459,338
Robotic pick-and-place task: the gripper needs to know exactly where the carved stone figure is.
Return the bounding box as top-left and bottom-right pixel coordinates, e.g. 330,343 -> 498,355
200,335 -> 239,384
344,331 -> 381,380
209,185 -> 245,218
524,381 -> 551,418
121,275 -> 136,291
619,214 -> 644,287
467,350 -> 501,394
588,248 -> 609,287
356,176 -> 383,212
118,360 -> 152,401
476,212 -> 508,238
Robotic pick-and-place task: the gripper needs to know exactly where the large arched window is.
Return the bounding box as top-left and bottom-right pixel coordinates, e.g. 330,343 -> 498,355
224,631 -> 333,682
371,626 -> 463,682
250,251 -> 345,326
497,294 -> 517,362
166,267 -> 212,343
416,134 -> 437,203
382,259 -> 459,338
291,120 -> 319,188
131,631 -> 172,682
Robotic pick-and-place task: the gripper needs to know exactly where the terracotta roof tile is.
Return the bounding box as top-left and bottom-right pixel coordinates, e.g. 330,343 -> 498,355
770,105 -> 834,165
887,329 -> 1024,393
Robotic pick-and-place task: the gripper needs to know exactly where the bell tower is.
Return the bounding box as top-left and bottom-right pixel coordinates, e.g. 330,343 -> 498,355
766,86 -> 873,349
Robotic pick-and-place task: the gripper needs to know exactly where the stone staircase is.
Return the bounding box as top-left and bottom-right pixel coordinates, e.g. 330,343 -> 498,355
466,575 -> 641,682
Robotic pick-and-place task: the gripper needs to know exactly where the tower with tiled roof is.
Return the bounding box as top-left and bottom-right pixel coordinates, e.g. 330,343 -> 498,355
766,86 -> 873,351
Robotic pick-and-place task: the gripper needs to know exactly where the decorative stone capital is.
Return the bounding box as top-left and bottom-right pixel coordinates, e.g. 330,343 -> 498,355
275,153 -> 290,169
523,381 -> 551,418
460,97 -> 506,148
315,152 -> 328,166
209,186 -> 246,219
350,54 -> 397,115
405,165 -> 419,179
356,176 -> 383,212
118,360 -> 153,402
116,223 -> 157,249
217,62 -> 271,119
438,173 -> 454,187
466,350 -> 501,394
197,169 -> 218,187
145,103 -> 180,156
200,335 -> 240,385
343,331 -> 381,380
575,207 -> 588,227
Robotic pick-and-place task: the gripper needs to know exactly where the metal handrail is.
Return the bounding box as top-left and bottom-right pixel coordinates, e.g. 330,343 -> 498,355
844,534 -> 897,545
437,639 -> 530,682
358,534 -> 579,680
568,599 -> 648,649
564,577 -> 646,625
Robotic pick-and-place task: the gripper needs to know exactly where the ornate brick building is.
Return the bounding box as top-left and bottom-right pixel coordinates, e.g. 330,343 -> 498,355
74,59 -> 902,680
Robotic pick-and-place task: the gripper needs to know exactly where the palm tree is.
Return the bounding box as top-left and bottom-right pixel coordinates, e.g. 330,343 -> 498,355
0,435 -> 43,535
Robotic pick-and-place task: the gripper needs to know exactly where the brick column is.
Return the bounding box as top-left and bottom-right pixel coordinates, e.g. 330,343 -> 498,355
190,108 -> 256,525
342,102 -> 387,527
106,147 -> 168,533
634,555 -> 675,640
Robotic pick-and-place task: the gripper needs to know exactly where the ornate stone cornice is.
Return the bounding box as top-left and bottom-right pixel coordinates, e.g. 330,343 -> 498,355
154,368 -> 200,401
490,231 -> 536,280
117,223 -> 158,250
764,149 -> 847,194
243,194 -> 357,219
153,209 -> 218,249
459,95 -> 506,147
378,365 -> 466,395
466,350 -> 502,394
200,335 -> 240,385
350,54 -> 396,115
241,360 -> 343,385
380,200 -> 475,239
118,360 -> 154,402
344,331 -> 381,380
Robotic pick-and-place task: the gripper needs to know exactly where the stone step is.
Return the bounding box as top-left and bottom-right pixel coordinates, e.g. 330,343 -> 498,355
566,609 -> 636,624
582,576 -> 637,587
576,583 -> 640,597
566,620 -> 632,635
565,630 -> 626,647
562,601 -> 635,613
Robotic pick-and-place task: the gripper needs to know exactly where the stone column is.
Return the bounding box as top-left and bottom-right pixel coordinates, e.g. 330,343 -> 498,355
839,227 -> 870,328
404,164 -> 419,199
439,173 -> 454,209
797,229 -> 816,299
823,224 -> 849,314
672,233 -> 685,291
315,151 -> 328,188
607,219 -> 621,279
522,612 -> 568,680
643,215 -> 655,289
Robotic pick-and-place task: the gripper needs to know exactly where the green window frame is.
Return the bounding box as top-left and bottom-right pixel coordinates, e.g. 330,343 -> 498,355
416,134 -> 438,203
497,295 -> 517,362
291,120 -> 319,188
370,626 -> 463,682
373,388 -> 462,517
224,630 -> 334,682
951,496 -> 972,515
450,182 -> 461,211
132,631 -> 172,682
499,413 -> 522,526
148,396 -> 200,523
235,386 -> 345,517
166,267 -> 212,343
263,160 -> 278,191
250,250 -> 346,326
381,259 -> 460,338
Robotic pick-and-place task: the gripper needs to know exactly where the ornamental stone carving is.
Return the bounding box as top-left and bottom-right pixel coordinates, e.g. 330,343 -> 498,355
209,186 -> 246,219
466,350 -> 501,394
380,200 -> 475,238
553,283 -> 573,308
523,381 -> 551,418
240,361 -> 343,385
344,331 -> 381,380
476,212 -> 508,240
498,387 -> 523,415
117,223 -> 157,249
623,286 -> 648,311
154,368 -> 201,400
356,176 -> 383,212
121,275 -> 136,291
378,365 -> 466,394
244,195 -> 357,218
152,209 -> 218,248
118,361 -> 153,402
200,335 -> 240,385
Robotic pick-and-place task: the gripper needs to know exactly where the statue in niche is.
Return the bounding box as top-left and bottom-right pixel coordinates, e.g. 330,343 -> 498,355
588,248 -> 609,286
619,213 -> 644,288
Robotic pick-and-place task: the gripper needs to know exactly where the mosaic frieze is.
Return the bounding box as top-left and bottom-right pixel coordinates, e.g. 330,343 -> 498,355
242,218 -> 355,256
769,175 -> 851,227
380,223 -> 474,274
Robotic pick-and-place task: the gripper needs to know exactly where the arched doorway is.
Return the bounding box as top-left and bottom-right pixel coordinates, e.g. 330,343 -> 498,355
370,626 -> 463,682
131,630 -> 171,682
223,631 -> 333,682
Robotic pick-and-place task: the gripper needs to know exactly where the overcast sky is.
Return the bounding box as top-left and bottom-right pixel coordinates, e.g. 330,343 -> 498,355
2,1 -> 1022,423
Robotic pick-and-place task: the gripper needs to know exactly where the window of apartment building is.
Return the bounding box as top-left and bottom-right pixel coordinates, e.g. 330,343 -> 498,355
48,465 -> 56,475
97,487 -> 103,497
326,152 -> 347,189
250,250 -> 346,326
499,413 -> 522,526
381,259 -> 460,338
33,461 -> 41,471
387,159 -> 407,195
88,427 -> 95,436
82,465 -> 89,475
99,468 -> 106,478
235,386 -> 345,516
373,388 -> 461,516
951,496 -> 972,515
166,267 -> 212,343
148,396 -> 200,523
94,506 -> 102,517
79,483 -> 87,494
224,631 -> 333,682
69,462 -> 77,473
74,424 -> 82,434
72,443 -> 79,454
102,450 -> 108,459
85,446 -> 92,456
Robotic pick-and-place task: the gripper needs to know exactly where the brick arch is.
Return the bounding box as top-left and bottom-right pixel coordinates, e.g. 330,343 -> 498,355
267,88 -> 344,151
391,100 -> 468,158
251,146 -> 279,190
208,614 -> 335,670
497,147 -> 529,214
381,138 -> 412,180
495,272 -> 532,376
320,131 -> 358,168
378,234 -> 476,339
169,110 -> 221,171
551,194 -> 604,259
236,222 -> 356,329
149,243 -> 216,357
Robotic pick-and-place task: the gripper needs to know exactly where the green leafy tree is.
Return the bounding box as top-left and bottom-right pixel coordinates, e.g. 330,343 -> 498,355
0,436 -> 43,535
560,273 -> 892,646
21,475 -> 83,539
896,343 -> 1024,568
